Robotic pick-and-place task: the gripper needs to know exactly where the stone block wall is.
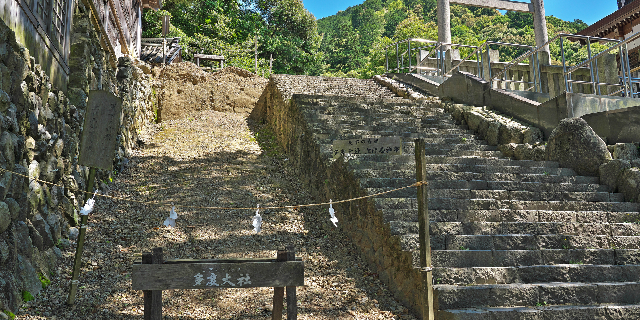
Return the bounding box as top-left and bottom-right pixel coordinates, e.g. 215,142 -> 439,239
0,1 -> 155,314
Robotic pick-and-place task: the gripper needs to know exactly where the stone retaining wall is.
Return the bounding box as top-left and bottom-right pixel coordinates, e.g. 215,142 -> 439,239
0,2 -> 155,314
257,75 -> 428,318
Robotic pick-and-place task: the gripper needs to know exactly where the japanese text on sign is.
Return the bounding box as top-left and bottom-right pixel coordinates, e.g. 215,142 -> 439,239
194,269 -> 252,287
332,137 -> 402,158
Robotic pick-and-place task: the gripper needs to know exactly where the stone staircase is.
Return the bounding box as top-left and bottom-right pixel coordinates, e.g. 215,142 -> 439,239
286,89 -> 640,319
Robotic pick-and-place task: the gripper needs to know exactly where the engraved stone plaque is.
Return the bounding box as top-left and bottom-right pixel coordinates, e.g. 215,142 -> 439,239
78,90 -> 122,170
332,137 -> 402,158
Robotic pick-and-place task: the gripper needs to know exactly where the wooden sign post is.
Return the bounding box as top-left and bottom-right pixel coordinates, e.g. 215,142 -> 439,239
67,90 -> 122,305
133,247 -> 304,320
415,138 -> 434,320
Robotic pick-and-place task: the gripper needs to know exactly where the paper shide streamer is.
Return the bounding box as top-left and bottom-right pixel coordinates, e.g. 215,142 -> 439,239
80,194 -> 97,216
329,199 -> 338,227
163,204 -> 178,228
252,204 -> 262,233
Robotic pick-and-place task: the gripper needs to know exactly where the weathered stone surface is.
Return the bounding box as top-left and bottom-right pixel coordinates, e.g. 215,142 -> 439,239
619,168 -> 640,202
499,122 -> 524,145
499,143 -> 517,158
486,121 -> 501,146
27,220 -> 43,251
613,143 -> 640,160
546,118 -> 612,176
5,197 -> 19,221
514,144 -> 533,161
44,209 -> 61,243
27,180 -> 43,213
0,201 -> 9,234
0,240 -> 8,264
31,214 -> 53,249
599,160 -> 632,192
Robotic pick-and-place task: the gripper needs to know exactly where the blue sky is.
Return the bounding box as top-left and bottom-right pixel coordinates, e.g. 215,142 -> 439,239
304,0 -> 620,25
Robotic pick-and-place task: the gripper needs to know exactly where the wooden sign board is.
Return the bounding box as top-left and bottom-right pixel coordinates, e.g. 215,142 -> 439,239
332,137 -> 402,158
132,261 -> 304,291
78,90 -> 122,170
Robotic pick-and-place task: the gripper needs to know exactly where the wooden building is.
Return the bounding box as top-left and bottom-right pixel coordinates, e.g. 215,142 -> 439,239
0,0 -> 161,90
578,0 -> 640,71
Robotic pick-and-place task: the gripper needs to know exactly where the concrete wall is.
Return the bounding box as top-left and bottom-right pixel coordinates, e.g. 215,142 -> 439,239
417,55 -> 613,100
0,2 -> 156,313
583,105 -> 640,144
416,70 -> 640,140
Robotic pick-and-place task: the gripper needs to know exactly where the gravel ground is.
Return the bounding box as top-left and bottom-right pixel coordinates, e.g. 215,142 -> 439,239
15,109 -> 418,319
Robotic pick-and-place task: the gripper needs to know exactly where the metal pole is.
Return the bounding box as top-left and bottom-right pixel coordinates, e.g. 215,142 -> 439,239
408,40 -> 412,73
67,167 -> 97,305
385,49 -> 388,73
625,42 -> 634,97
560,37 -> 569,93
619,41 -> 629,97
396,43 -> 399,72
536,51 -> 542,92
531,52 -> 537,92
255,34 -> 258,73
587,39 -> 596,94
476,47 -> 481,79
595,44 -> 602,95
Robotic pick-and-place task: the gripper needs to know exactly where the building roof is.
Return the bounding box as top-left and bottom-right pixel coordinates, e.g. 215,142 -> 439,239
578,0 -> 640,37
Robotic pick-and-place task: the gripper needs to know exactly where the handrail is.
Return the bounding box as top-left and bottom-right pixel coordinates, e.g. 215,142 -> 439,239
489,33 -> 564,82
444,42 -> 485,77
565,32 -> 637,75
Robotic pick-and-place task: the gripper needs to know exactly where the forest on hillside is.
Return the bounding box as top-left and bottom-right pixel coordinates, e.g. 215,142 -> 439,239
143,0 -> 324,76
318,0 -> 593,78
143,0 -> 602,78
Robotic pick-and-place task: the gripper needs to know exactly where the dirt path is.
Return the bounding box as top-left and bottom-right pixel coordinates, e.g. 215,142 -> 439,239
16,109 -> 417,319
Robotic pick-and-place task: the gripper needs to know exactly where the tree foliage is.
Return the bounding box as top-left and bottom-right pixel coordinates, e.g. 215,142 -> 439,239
142,0 -> 323,75
318,0 -> 590,78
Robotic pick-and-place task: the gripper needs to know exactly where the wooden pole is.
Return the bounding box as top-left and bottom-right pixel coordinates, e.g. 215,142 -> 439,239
255,34 -> 259,73
269,54 -> 273,74
414,139 -> 434,320
143,247 -> 163,320
272,249 -> 287,320
67,167 -> 97,305
286,246 -> 297,320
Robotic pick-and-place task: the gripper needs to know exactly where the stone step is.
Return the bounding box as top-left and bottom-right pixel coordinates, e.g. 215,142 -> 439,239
308,113 -> 455,125
428,248 -> 640,267
366,187 -> 619,201
389,221 -> 640,237
320,142 -> 497,156
373,198 -> 640,212
347,154 -> 560,167
312,124 -> 466,136
401,232 -> 640,251
383,209 -> 640,224
314,132 -> 481,143
357,174 -> 600,187
434,282 -> 640,309
352,163 -> 576,176
432,265 -> 640,285
436,304 -> 640,320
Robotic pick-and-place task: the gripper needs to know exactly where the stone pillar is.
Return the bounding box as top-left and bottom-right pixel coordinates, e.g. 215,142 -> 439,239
445,49 -> 460,74
483,49 -> 499,82
437,0 -> 451,45
532,0 -> 550,65
438,0 -> 451,76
